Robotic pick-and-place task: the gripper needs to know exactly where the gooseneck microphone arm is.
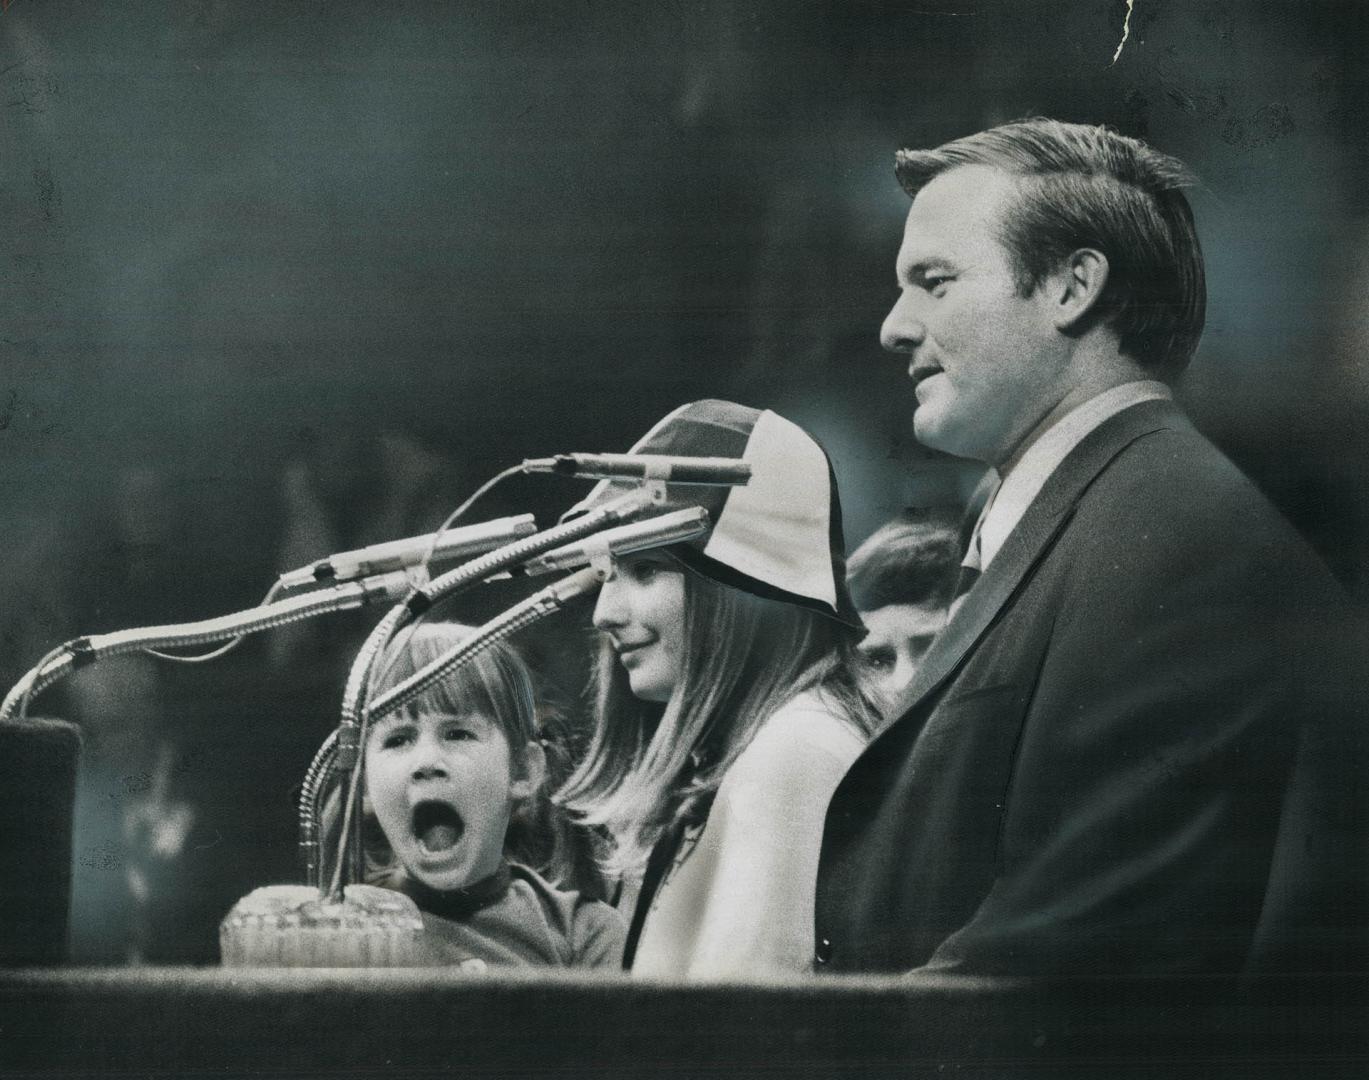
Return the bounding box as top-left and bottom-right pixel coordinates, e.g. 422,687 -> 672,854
298,729 -> 340,891
277,514 -> 537,589
0,571 -> 413,725
363,567 -> 601,724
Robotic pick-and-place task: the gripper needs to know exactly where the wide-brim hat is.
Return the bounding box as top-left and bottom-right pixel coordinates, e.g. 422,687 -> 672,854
565,400 -> 859,627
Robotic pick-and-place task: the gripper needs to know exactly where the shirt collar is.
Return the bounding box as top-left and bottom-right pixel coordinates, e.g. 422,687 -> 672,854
971,380 -> 1172,572
398,860 -> 513,919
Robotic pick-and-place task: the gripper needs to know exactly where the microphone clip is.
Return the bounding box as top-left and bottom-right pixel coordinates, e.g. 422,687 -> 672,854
643,478 -> 668,506
577,536 -> 616,581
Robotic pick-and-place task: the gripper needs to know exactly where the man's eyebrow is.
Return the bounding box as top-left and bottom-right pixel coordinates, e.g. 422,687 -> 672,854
897,257 -> 955,283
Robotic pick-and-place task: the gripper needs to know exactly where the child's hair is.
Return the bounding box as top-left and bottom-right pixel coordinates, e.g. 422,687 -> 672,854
350,621 -> 599,892
556,564 -> 876,877
369,621 -> 539,765
846,508 -> 963,613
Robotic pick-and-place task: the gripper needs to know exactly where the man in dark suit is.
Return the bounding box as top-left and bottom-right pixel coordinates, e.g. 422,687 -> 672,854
815,119 -> 1367,976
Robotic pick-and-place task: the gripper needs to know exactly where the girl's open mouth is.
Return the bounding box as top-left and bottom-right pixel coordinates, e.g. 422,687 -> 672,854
411,800 -> 464,854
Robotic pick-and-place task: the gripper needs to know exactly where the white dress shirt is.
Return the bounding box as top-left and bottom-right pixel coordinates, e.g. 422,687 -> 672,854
966,380 -> 1173,575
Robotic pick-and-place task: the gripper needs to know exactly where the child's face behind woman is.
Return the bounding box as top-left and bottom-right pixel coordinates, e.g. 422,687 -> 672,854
366,710 -> 534,892
592,551 -> 687,703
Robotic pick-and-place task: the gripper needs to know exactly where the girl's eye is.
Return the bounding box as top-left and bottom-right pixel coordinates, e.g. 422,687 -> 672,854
443,727 -> 477,742
628,557 -> 671,584
380,729 -> 413,751
859,647 -> 896,671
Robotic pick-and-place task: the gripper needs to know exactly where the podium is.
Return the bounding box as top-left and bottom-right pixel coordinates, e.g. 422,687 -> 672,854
1,967 -> 1366,1077
0,717 -> 80,967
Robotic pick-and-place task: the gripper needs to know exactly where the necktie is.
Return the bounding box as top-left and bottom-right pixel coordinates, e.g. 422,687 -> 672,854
952,533 -> 982,604
950,471 -> 999,612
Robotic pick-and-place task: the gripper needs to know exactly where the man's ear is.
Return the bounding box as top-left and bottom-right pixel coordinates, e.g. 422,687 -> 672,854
1047,248 -> 1110,332
508,739 -> 547,801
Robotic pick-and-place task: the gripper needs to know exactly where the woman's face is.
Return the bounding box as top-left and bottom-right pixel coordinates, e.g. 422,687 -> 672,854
592,551 -> 687,702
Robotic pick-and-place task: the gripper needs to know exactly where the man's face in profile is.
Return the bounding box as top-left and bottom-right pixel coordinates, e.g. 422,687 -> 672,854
880,165 -> 1069,465
856,601 -> 948,715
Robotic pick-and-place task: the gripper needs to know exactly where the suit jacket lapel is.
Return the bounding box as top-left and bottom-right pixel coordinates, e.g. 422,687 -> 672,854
888,399 -> 1189,722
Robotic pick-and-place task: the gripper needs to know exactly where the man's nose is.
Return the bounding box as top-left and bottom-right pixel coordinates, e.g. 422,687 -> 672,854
880,293 -> 925,354
591,572 -> 626,631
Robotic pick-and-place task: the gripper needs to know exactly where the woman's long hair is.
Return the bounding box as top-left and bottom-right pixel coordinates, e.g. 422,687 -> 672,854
556,563 -> 876,877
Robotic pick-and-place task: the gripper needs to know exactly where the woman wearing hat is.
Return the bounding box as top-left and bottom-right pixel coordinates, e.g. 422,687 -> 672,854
557,401 -> 876,978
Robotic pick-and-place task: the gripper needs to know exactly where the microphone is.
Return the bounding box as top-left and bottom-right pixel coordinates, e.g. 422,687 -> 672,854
278,514 -> 538,589
515,507 -> 710,576
522,453 -> 751,486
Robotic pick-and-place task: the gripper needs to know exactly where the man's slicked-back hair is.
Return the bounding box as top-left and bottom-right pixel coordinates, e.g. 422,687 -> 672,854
895,118 -> 1206,378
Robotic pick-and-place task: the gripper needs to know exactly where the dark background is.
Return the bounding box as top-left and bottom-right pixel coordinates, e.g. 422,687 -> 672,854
3,0 -> 1367,963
